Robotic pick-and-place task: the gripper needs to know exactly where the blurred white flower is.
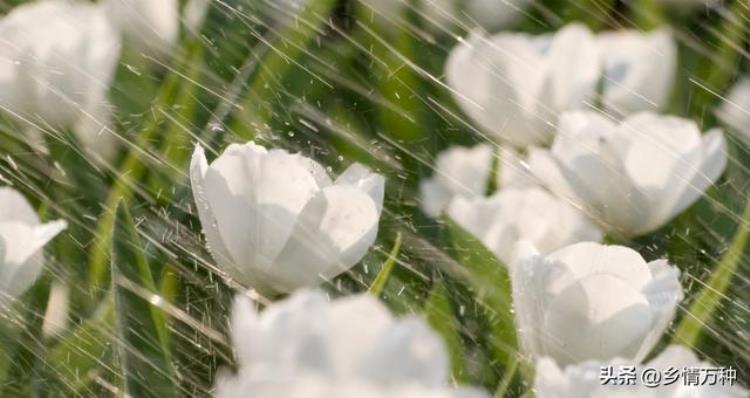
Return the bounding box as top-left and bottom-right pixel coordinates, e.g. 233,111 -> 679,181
716,78 -> 750,146
103,0 -> 179,57
447,187 -> 602,264
419,144 -> 530,217
190,142 -> 384,294
534,345 -> 748,397
0,0 -> 121,159
0,187 -> 66,299
445,23 -> 600,147
598,29 -> 677,116
363,0 -> 531,32
216,290 -> 488,398
529,111 -> 727,237
511,241 -> 683,366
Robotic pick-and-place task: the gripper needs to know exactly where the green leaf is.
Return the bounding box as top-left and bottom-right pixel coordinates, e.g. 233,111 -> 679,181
673,198 -> 750,346
88,40 -> 205,294
443,218 -> 518,368
369,232 -> 402,297
46,297 -> 115,395
228,0 -> 340,139
111,202 -> 178,398
424,282 -> 468,383
689,0 -> 750,118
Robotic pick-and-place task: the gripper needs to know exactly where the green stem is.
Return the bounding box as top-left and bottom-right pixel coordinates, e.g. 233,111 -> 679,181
673,198 -> 750,346
368,232 -> 402,297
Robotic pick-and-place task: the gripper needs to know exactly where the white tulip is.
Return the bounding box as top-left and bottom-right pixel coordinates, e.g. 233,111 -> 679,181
0,187 -> 66,299
361,0 -> 531,32
528,111 -> 727,237
598,29 -> 677,116
419,144 -> 530,217
447,187 -> 602,264
716,78 -> 750,146
445,23 -> 600,147
215,290 -> 488,398
511,241 -> 683,366
102,0 -> 179,57
534,345 -> 748,397
0,0 -> 121,159
190,142 -> 384,294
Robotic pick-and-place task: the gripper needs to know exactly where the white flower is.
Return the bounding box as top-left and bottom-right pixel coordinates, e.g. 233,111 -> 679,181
419,144 -> 531,217
103,0 -> 179,57
534,345 -> 748,397
716,78 -> 750,146
215,290 -> 488,398
511,241 -> 683,366
0,0 -> 121,159
598,29 -> 677,116
447,187 -> 602,264
529,111 -> 727,237
0,187 -> 66,299
190,142 -> 384,294
445,24 -> 600,147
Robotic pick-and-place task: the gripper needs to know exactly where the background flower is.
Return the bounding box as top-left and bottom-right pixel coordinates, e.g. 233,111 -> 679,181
0,0 -> 121,160
445,24 -> 600,147
216,290 -> 488,398
716,78 -> 750,146
103,0 -> 179,58
598,29 -> 677,116
419,144 -> 530,217
0,187 -> 66,299
511,241 -> 683,366
447,187 -> 602,264
529,111 -> 727,237
190,142 -> 384,294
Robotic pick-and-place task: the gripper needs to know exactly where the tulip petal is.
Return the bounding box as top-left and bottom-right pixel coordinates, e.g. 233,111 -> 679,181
546,242 -> 652,294
543,273 -> 653,364
203,143 -> 322,280
636,260 -> 683,362
546,24 -> 600,113
359,317 -> 449,387
527,147 -> 577,199
335,163 -> 385,213
419,178 -> 452,218
0,220 -> 66,297
271,185 -> 380,291
599,29 -> 677,115
668,128 -> 727,220
189,145 -> 238,276
326,294 -> 394,378
0,187 -> 40,225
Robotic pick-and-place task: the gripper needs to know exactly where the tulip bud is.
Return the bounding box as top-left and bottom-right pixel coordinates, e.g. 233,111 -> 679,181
190,142 -> 384,294
511,242 -> 683,366
0,187 -> 66,299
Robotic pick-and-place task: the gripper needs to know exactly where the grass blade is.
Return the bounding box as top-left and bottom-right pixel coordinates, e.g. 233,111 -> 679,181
673,198 -> 750,346
111,202 -> 177,398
